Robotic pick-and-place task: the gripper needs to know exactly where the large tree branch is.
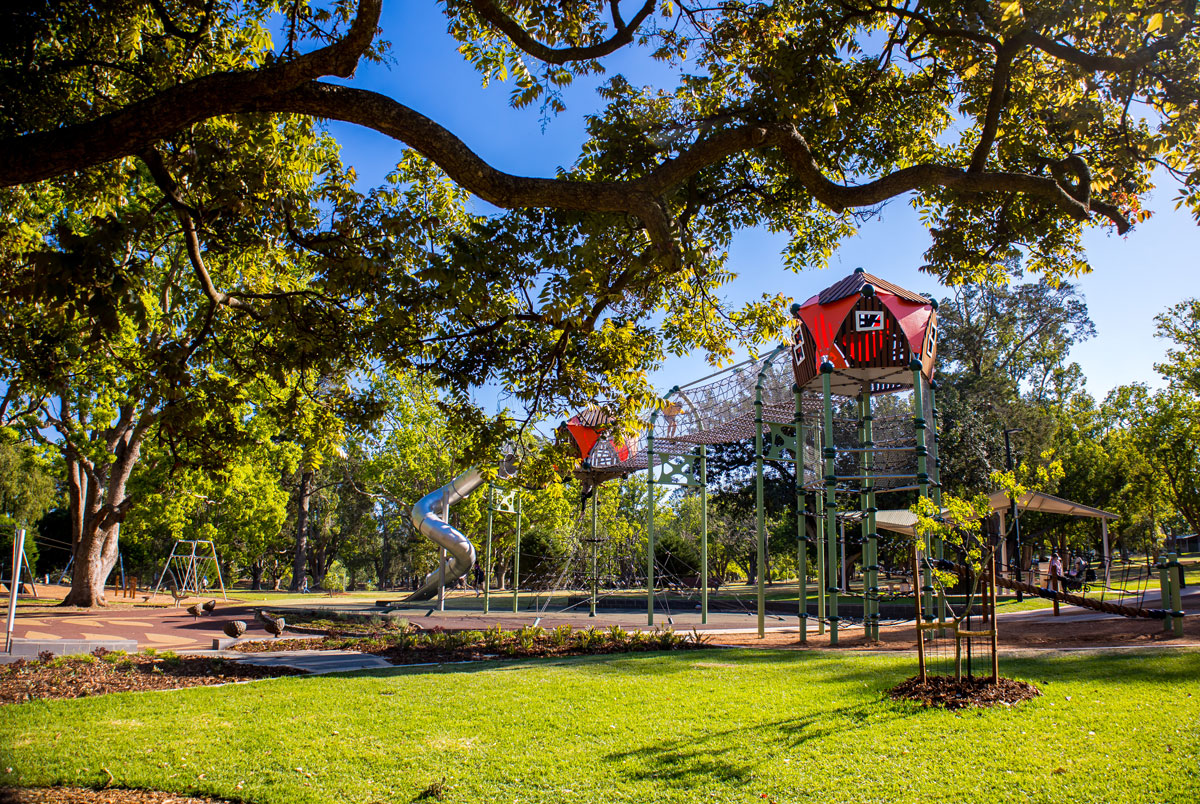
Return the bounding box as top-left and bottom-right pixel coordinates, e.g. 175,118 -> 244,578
468,0 -> 655,63
0,0 -> 381,187
246,82 -> 677,256
141,150 -> 265,319
1024,23 -> 1196,73
255,83 -> 1130,245
969,39 -> 1020,173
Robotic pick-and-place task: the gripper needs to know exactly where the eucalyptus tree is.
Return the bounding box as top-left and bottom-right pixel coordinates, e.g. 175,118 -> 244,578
933,280 -> 1095,492
0,107 -> 382,605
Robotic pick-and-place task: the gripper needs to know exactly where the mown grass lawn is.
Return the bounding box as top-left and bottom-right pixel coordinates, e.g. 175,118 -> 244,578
2,649 -> 1197,804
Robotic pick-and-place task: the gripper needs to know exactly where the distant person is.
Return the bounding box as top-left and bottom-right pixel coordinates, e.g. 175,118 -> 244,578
1048,553 -> 1063,592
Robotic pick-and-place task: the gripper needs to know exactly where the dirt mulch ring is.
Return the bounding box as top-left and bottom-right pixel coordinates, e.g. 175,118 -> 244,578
0,653 -> 305,706
889,675 -> 1042,709
0,788 -> 232,803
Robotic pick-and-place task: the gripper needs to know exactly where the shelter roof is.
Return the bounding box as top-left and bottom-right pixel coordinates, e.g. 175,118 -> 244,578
874,491 -> 1118,537
988,490 -> 1118,520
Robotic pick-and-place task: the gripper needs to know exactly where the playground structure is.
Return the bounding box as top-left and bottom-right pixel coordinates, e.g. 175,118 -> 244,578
151,540 -> 228,601
404,269 -> 1188,646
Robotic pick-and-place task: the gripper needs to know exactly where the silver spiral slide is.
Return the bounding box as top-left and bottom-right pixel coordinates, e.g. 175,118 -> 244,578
406,457 -> 517,602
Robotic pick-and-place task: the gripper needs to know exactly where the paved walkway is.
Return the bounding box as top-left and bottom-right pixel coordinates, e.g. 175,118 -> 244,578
5,584 -> 1194,660
7,600 -> 279,654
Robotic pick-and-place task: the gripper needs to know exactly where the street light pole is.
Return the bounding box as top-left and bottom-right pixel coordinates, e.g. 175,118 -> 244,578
1003,428 -> 1024,602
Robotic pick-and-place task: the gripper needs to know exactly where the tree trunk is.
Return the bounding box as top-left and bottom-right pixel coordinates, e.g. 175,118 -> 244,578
250,563 -> 263,591
291,468 -> 313,591
63,521 -> 120,606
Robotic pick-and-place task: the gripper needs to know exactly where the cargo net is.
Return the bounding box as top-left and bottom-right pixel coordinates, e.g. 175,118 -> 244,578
803,389 -> 926,494
583,352 -> 825,482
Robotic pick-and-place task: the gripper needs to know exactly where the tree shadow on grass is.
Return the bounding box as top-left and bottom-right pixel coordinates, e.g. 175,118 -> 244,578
1002,648 -> 1200,687
601,700 -> 920,788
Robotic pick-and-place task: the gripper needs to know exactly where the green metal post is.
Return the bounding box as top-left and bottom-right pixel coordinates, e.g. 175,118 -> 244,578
590,484 -> 598,617
700,445 -> 709,625
647,424 -> 656,627
755,376 -> 767,639
861,387 -> 878,641
512,492 -> 522,613
753,348 -> 786,639
821,361 -> 839,645
1168,551 -> 1184,638
912,362 -> 934,634
484,485 -> 494,614
816,442 -> 826,636
795,385 -> 807,644
928,379 -> 947,634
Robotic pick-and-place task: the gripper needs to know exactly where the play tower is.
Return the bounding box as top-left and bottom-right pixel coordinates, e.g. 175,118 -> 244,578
791,267 -> 942,643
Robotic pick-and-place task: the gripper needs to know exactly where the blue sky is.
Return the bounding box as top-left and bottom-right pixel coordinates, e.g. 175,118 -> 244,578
329,4 -> 1199,409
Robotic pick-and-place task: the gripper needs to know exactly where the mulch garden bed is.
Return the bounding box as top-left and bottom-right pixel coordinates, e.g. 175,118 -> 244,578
0,651 -> 305,706
231,623 -> 710,664
0,788 -> 233,803
889,675 -> 1042,709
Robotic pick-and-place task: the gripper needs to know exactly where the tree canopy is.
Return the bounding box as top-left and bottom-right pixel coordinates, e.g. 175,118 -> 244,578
4,0 -> 1200,603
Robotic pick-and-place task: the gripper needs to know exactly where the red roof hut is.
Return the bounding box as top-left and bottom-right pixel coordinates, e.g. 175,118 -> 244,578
791,268 -> 938,396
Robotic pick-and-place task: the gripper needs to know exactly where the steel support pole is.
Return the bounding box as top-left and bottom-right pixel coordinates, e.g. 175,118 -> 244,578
699,446 -> 709,625
209,541 -> 228,601
484,485 -> 494,614
795,387 -> 807,644
512,493 -> 522,613
5,528 -> 25,653
821,361 -> 839,645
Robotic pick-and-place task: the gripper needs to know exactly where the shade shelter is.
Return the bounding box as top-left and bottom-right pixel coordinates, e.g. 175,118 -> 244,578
988,490 -> 1118,586
876,491 -> 1119,585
